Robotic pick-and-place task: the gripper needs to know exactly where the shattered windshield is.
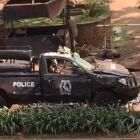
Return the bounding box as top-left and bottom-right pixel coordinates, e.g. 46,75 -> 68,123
73,56 -> 95,71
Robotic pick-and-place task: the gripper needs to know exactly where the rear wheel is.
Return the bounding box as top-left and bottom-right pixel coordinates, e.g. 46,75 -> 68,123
0,96 -> 8,108
93,91 -> 119,106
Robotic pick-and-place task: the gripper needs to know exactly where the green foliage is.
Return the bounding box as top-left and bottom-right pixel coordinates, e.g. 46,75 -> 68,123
85,0 -> 109,17
0,105 -> 140,135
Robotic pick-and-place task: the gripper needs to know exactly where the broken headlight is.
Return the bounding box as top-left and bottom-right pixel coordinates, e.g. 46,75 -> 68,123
127,75 -> 137,87
118,78 -> 127,85
118,75 -> 137,87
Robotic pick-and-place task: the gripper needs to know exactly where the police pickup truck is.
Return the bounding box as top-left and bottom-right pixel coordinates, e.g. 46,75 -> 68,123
0,50 -> 139,107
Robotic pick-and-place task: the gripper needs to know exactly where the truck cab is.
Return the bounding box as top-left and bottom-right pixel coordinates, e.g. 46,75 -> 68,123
40,52 -> 93,102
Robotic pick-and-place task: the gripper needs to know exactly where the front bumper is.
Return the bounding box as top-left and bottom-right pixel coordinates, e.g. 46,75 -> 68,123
114,85 -> 140,100
115,74 -> 140,100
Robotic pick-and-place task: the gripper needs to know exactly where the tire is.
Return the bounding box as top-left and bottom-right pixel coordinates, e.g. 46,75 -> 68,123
93,91 -> 119,106
0,96 -> 8,108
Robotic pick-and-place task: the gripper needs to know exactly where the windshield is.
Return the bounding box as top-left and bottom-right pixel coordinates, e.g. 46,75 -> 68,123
73,56 -> 95,71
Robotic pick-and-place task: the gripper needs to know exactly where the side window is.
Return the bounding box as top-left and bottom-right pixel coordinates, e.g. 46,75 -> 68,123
46,58 -> 59,74
46,58 -> 80,75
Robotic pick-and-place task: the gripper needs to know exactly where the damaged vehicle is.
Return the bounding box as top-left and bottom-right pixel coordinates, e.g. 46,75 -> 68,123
0,50 -> 139,107
0,0 -> 138,107
93,60 -> 139,105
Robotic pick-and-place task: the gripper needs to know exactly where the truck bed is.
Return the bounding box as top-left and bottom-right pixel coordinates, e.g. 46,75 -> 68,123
0,60 -> 31,72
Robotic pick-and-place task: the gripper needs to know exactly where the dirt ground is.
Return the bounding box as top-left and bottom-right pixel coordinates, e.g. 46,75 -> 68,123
110,0 -> 140,71
76,0 -> 140,82
110,0 -> 140,110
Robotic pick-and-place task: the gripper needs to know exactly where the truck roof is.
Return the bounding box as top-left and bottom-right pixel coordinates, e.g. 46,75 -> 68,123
43,52 -> 72,58
0,60 -> 30,72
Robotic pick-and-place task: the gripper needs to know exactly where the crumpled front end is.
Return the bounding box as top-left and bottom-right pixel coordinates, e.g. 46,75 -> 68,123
95,60 -> 129,76
113,74 -> 140,101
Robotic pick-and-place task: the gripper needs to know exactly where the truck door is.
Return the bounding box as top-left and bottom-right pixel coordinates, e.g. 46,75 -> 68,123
42,57 -> 92,102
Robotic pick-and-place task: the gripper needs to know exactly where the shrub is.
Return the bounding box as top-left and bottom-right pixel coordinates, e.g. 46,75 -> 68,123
0,104 -> 140,135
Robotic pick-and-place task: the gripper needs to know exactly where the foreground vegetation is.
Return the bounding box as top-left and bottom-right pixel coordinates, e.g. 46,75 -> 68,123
0,104 -> 140,136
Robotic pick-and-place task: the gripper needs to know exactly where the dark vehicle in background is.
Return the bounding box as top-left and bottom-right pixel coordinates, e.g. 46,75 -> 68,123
0,51 -> 139,107
0,0 -> 75,56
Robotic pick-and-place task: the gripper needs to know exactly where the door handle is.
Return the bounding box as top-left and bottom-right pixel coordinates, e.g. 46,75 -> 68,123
48,78 -> 54,83
88,78 -> 91,82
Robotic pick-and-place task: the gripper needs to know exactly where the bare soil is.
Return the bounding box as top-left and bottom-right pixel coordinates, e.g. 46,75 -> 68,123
110,0 -> 140,111
110,0 -> 140,70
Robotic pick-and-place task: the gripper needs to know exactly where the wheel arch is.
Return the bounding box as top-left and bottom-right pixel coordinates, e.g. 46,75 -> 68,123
0,88 -> 12,107
91,87 -> 115,100
93,89 -> 119,106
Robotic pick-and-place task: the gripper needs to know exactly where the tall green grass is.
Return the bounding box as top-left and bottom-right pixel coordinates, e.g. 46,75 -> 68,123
0,104 -> 140,135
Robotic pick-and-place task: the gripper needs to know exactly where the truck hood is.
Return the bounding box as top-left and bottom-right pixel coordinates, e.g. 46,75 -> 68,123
94,60 -> 129,76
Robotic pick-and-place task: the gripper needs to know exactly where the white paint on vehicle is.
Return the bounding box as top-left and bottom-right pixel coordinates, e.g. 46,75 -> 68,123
110,63 -> 116,70
13,82 -> 35,88
60,80 -> 71,95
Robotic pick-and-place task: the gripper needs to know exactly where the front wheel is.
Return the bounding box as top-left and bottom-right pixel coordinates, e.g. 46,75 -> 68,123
93,91 -> 119,106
